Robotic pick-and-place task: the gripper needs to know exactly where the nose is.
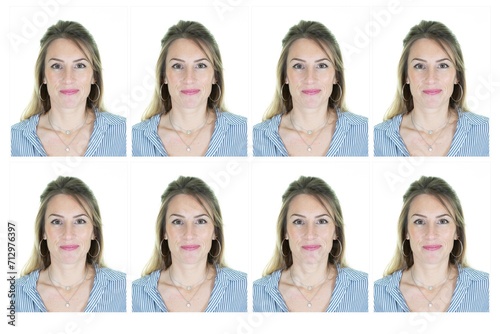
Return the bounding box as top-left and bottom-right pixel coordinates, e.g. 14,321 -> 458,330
425,223 -> 438,238
63,68 -> 75,84
62,223 -> 75,239
184,67 -> 195,83
425,67 -> 437,83
185,222 -> 195,239
305,223 -> 316,239
304,67 -> 316,83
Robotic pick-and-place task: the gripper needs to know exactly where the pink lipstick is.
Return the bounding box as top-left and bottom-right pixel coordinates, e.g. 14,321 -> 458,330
423,245 -> 442,251
60,245 -> 79,251
423,89 -> 442,95
181,245 -> 200,251
181,89 -> 200,95
60,89 -> 79,95
302,89 -> 321,95
302,245 -> 320,251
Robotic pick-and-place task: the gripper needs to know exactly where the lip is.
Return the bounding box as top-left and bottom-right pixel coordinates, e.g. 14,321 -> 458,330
181,89 -> 200,95
423,89 -> 442,95
181,244 -> 200,251
60,89 -> 79,95
423,245 -> 442,251
60,245 -> 79,251
302,89 -> 321,95
302,245 -> 321,251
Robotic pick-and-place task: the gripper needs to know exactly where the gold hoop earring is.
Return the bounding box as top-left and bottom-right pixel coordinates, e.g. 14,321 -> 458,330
159,83 -> 168,102
451,83 -> 463,103
159,239 -> 169,257
209,239 -> 222,258
88,84 -> 101,103
402,83 -> 411,102
88,239 -> 101,258
330,239 -> 343,258
279,239 -> 290,257
452,239 -> 463,258
330,83 -> 342,103
280,83 -> 288,102
38,239 -> 48,257
209,83 -> 221,103
401,239 -> 411,257
39,83 -> 47,102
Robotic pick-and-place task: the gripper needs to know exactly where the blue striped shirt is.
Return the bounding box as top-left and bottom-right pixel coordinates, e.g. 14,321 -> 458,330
132,109 -> 247,156
253,109 -> 368,156
11,109 -> 126,157
14,266 -> 126,312
132,266 -> 247,312
253,265 -> 368,312
374,266 -> 489,312
374,110 -> 489,156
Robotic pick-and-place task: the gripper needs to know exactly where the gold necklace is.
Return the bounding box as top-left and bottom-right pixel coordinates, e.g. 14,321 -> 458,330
289,268 -> 331,308
410,266 -> 451,308
289,113 -> 330,152
169,112 -> 209,152
47,266 -> 89,308
48,112 -> 89,152
168,268 -> 208,308
410,112 -> 450,152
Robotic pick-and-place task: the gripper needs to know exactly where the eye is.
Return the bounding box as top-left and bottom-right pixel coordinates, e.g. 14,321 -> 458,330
317,218 -> 329,225
413,219 -> 425,225
50,63 -> 62,70
171,219 -> 183,225
438,218 -> 450,224
75,62 -> 87,69
75,218 -> 87,225
195,218 -> 208,225
172,63 -> 183,70
50,219 -> 63,225
292,219 -> 305,225
413,63 -> 425,70
317,63 -> 329,69
292,63 -> 305,70
437,63 -> 450,69
195,63 -> 208,69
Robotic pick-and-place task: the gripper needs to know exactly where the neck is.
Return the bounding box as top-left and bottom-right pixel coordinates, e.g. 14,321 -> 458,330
168,262 -> 211,287
48,107 -> 89,130
288,261 -> 332,286
47,262 -> 89,287
410,262 -> 452,287
289,107 -> 331,130
168,107 -> 211,130
411,105 -> 451,130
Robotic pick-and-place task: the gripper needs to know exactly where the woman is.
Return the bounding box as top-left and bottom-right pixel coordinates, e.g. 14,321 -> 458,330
253,176 -> 367,312
374,176 -> 489,312
132,176 -> 247,312
253,20 -> 367,157
11,20 -> 126,157
374,20 -> 489,156
132,20 -> 247,156
14,176 -> 126,312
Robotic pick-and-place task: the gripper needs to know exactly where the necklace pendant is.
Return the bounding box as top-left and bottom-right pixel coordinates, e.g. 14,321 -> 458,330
428,302 -> 433,308
307,146 -> 312,152
65,286 -> 71,291
307,302 -> 312,308
428,147 -> 433,152
428,130 -> 433,135
65,302 -> 70,308
306,286 -> 312,291
428,286 -> 433,291
65,130 -> 71,135
186,130 -> 192,135
186,302 -> 191,308
186,286 -> 192,291
65,147 -> 70,152
307,130 -> 312,135
186,146 -> 191,152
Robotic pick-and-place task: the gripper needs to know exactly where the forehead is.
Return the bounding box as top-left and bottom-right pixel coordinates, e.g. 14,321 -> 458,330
288,38 -> 333,60
46,38 -> 90,59
288,193 -> 332,213
46,193 -> 88,213
408,193 -> 453,215
167,194 -> 210,213
167,38 -> 212,60
408,38 -> 454,60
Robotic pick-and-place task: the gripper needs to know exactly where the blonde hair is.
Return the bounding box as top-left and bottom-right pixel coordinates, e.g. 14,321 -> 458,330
384,20 -> 468,120
263,176 -> 347,276
22,20 -> 105,120
142,176 -> 226,276
21,176 -> 105,276
142,20 -> 226,120
263,20 -> 347,121
384,176 -> 468,276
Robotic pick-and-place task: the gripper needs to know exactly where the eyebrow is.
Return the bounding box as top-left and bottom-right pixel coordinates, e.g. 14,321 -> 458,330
290,213 -> 331,219
169,213 -> 210,219
48,57 -> 89,63
48,213 -> 89,219
290,57 -> 332,63
168,57 -> 210,63
411,213 -> 452,218
411,57 -> 452,63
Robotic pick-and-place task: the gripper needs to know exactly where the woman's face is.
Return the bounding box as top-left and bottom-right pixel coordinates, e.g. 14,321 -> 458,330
43,194 -> 95,266
285,38 -> 336,111
164,194 -> 216,266
165,38 -> 216,110
285,194 -> 336,266
406,38 -> 458,110
44,38 -> 95,110
406,194 -> 458,266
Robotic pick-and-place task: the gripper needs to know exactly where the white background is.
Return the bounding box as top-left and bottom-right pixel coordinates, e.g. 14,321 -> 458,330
1,0 -> 499,333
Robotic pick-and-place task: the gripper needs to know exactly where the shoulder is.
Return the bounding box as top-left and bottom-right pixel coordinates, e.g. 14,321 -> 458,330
218,110 -> 247,125
340,267 -> 368,282
132,115 -> 159,132
96,267 -> 126,282
253,271 -> 278,287
218,266 -> 247,282
16,271 -> 38,286
374,117 -> 398,132
11,115 -> 38,132
96,110 -> 126,125
340,111 -> 368,125
460,267 -> 489,282
253,115 -> 280,132
132,270 -> 159,287
459,110 -> 489,126
374,271 -> 400,287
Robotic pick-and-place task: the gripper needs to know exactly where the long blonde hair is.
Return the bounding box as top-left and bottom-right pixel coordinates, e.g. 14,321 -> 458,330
384,20 -> 468,120
384,176 -> 468,276
263,176 -> 346,276
263,20 -> 347,121
142,20 -> 226,121
21,176 -> 105,276
142,176 -> 226,276
22,20 -> 105,120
